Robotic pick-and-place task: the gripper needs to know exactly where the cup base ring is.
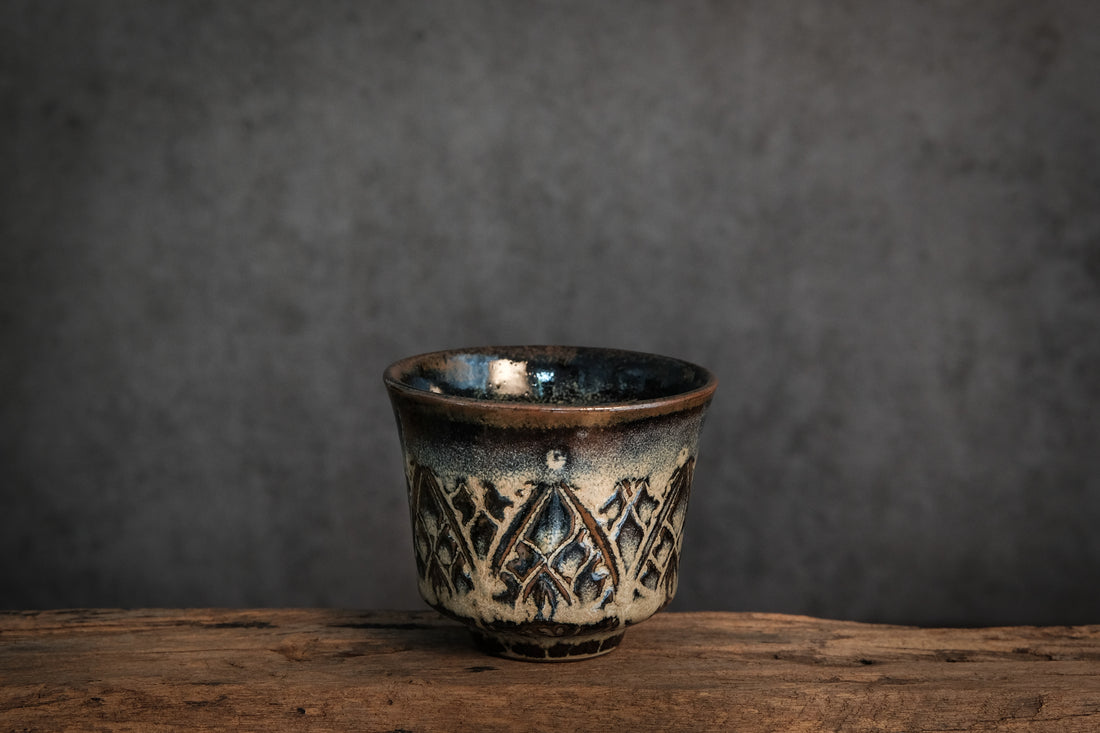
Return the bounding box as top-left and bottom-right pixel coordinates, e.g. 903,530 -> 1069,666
470,629 -> 626,662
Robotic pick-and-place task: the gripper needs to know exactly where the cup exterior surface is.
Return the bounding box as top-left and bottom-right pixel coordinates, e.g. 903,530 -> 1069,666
385,347 -> 715,659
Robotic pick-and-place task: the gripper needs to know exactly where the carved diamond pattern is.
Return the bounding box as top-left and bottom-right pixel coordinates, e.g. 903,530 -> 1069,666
632,458 -> 695,599
599,459 -> 696,601
410,465 -> 474,600
492,482 -> 617,618
601,478 -> 657,571
409,456 -> 696,619
410,466 -> 513,599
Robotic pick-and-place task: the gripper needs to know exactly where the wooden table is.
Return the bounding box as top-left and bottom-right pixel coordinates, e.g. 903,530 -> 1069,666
2,609 -> 1098,731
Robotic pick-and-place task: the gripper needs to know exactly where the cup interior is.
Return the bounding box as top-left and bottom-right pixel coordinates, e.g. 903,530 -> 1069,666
385,346 -> 713,406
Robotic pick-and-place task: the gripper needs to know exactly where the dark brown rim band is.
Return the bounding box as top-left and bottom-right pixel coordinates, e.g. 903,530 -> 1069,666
383,345 -> 718,429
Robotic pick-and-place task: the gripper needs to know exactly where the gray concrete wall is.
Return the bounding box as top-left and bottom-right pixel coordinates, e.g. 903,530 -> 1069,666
3,1 -> 1098,625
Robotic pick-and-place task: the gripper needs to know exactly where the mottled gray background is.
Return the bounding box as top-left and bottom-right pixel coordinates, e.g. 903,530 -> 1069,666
3,1 -> 1099,625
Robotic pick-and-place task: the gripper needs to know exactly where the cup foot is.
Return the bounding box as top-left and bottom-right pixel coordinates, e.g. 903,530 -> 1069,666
470,629 -> 625,661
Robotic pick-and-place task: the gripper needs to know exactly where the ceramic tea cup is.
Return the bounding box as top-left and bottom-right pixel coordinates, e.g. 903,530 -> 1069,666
384,346 -> 717,660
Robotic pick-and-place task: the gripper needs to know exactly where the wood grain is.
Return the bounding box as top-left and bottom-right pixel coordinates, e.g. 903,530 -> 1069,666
2,609 -> 1098,731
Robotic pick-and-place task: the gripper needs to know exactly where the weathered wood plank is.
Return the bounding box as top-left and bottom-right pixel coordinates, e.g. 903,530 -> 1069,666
1,609 -> 1098,731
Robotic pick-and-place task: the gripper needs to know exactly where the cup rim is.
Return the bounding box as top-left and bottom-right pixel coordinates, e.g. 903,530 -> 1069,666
383,345 -> 717,428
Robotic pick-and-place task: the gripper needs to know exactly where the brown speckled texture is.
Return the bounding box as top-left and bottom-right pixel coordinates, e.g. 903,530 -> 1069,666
2,2 -> 1099,626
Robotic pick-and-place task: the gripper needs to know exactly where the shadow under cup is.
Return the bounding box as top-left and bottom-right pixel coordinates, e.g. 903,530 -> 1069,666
384,346 -> 717,661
